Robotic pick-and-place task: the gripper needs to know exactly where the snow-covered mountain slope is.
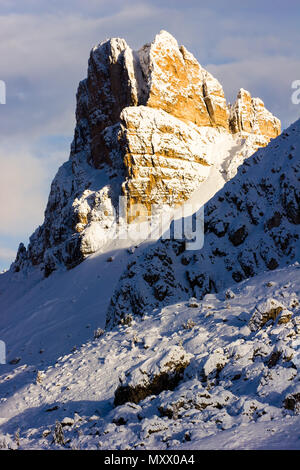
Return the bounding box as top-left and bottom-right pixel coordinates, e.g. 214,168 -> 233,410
0,132 -> 259,372
10,30 -> 280,277
0,140 -> 252,374
0,264 -> 299,449
107,119 -> 300,327
0,233 -> 160,369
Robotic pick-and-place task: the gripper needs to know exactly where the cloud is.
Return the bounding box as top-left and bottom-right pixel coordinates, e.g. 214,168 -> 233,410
207,56 -> 300,129
0,145 -> 56,236
0,247 -> 16,261
0,5 -> 167,140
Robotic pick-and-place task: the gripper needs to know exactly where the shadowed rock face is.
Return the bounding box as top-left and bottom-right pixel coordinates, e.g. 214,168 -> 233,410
114,367 -> 187,406
12,31 -> 281,276
284,389 -> 300,413
86,38 -> 139,168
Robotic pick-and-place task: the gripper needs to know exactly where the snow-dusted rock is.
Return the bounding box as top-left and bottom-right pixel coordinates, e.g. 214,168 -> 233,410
114,345 -> 193,405
61,417 -> 75,427
284,383 -> 300,413
249,298 -> 286,331
158,383 -> 235,419
203,348 -> 229,378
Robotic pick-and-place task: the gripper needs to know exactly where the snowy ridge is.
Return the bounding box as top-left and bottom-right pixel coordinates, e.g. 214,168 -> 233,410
107,119 -> 300,327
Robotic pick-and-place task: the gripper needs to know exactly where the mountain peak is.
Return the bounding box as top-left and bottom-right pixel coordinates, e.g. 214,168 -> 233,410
154,29 -> 178,45
11,31 -> 281,276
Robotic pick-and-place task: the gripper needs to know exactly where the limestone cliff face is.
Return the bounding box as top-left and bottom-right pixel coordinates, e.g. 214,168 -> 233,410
12,31 -> 281,276
120,106 -> 213,217
83,30 -> 231,169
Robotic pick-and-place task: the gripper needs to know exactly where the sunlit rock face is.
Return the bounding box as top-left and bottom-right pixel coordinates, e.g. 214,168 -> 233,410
138,31 -> 229,130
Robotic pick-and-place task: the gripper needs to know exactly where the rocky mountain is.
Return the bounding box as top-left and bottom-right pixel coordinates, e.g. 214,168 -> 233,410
1,31 -> 300,452
12,30 -> 280,277
229,88 -> 281,139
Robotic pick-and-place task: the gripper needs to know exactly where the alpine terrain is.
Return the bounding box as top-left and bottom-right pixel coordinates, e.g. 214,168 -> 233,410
0,31 -> 299,450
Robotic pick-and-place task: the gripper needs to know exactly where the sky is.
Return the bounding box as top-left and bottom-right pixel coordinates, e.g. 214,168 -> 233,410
0,0 -> 300,270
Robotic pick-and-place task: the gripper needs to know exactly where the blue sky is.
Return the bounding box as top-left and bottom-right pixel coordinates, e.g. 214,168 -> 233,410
0,0 -> 300,270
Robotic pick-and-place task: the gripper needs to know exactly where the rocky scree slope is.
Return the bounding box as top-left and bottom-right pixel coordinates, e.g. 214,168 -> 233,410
0,265 -> 299,449
12,30 -> 280,277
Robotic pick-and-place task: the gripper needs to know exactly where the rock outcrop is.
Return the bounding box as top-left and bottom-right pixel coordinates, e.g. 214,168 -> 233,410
120,106 -> 212,217
12,31 -> 281,276
229,88 -> 281,141
114,345 -> 193,406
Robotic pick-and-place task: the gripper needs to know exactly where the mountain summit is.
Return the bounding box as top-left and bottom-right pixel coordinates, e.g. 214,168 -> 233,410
13,31 -> 280,277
